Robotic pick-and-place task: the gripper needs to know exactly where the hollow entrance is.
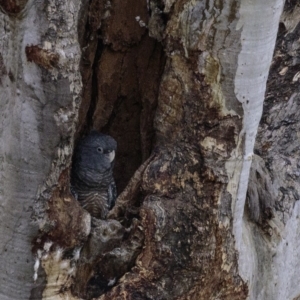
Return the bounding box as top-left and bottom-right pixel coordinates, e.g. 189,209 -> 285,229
76,0 -> 166,193
72,1 -> 166,298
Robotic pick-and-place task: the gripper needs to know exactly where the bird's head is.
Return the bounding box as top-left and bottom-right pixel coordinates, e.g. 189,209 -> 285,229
74,131 -> 117,176
82,131 -> 117,162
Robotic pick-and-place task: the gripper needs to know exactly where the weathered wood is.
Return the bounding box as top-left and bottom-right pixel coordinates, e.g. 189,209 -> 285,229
2,0 -> 297,299
0,1 -> 82,299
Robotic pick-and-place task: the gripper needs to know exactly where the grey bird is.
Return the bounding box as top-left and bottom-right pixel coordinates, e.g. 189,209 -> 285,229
71,131 -> 117,219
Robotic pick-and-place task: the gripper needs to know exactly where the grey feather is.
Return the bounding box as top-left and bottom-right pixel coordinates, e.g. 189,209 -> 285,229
71,131 -> 117,218
108,180 -> 117,209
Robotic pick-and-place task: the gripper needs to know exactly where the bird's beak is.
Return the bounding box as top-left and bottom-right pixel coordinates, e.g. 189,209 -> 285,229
108,150 -> 115,163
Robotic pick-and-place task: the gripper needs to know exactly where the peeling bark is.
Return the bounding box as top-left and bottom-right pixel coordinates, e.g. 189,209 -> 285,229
1,0 -> 295,300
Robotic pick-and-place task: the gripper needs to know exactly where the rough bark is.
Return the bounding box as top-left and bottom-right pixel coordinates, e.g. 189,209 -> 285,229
0,0 -> 293,300
0,1 -> 82,299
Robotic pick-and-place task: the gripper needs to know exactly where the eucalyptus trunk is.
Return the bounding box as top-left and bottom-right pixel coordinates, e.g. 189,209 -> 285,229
2,1 -> 299,300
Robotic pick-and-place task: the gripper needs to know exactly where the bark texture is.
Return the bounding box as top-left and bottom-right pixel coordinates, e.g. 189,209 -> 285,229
75,0 -> 282,299
245,2 -> 300,299
0,0 -> 82,299
0,0 -> 292,300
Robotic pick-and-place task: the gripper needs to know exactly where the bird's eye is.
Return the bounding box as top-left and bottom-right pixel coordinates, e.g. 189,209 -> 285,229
97,147 -> 103,153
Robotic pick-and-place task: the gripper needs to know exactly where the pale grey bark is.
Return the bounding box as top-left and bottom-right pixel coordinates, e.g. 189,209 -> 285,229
230,2 -> 285,299
0,0 -> 82,299
245,4 -> 300,299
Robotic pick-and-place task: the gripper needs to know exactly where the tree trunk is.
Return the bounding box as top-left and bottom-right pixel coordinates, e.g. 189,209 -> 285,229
245,2 -> 300,299
3,0 -> 300,299
0,1 -> 83,299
